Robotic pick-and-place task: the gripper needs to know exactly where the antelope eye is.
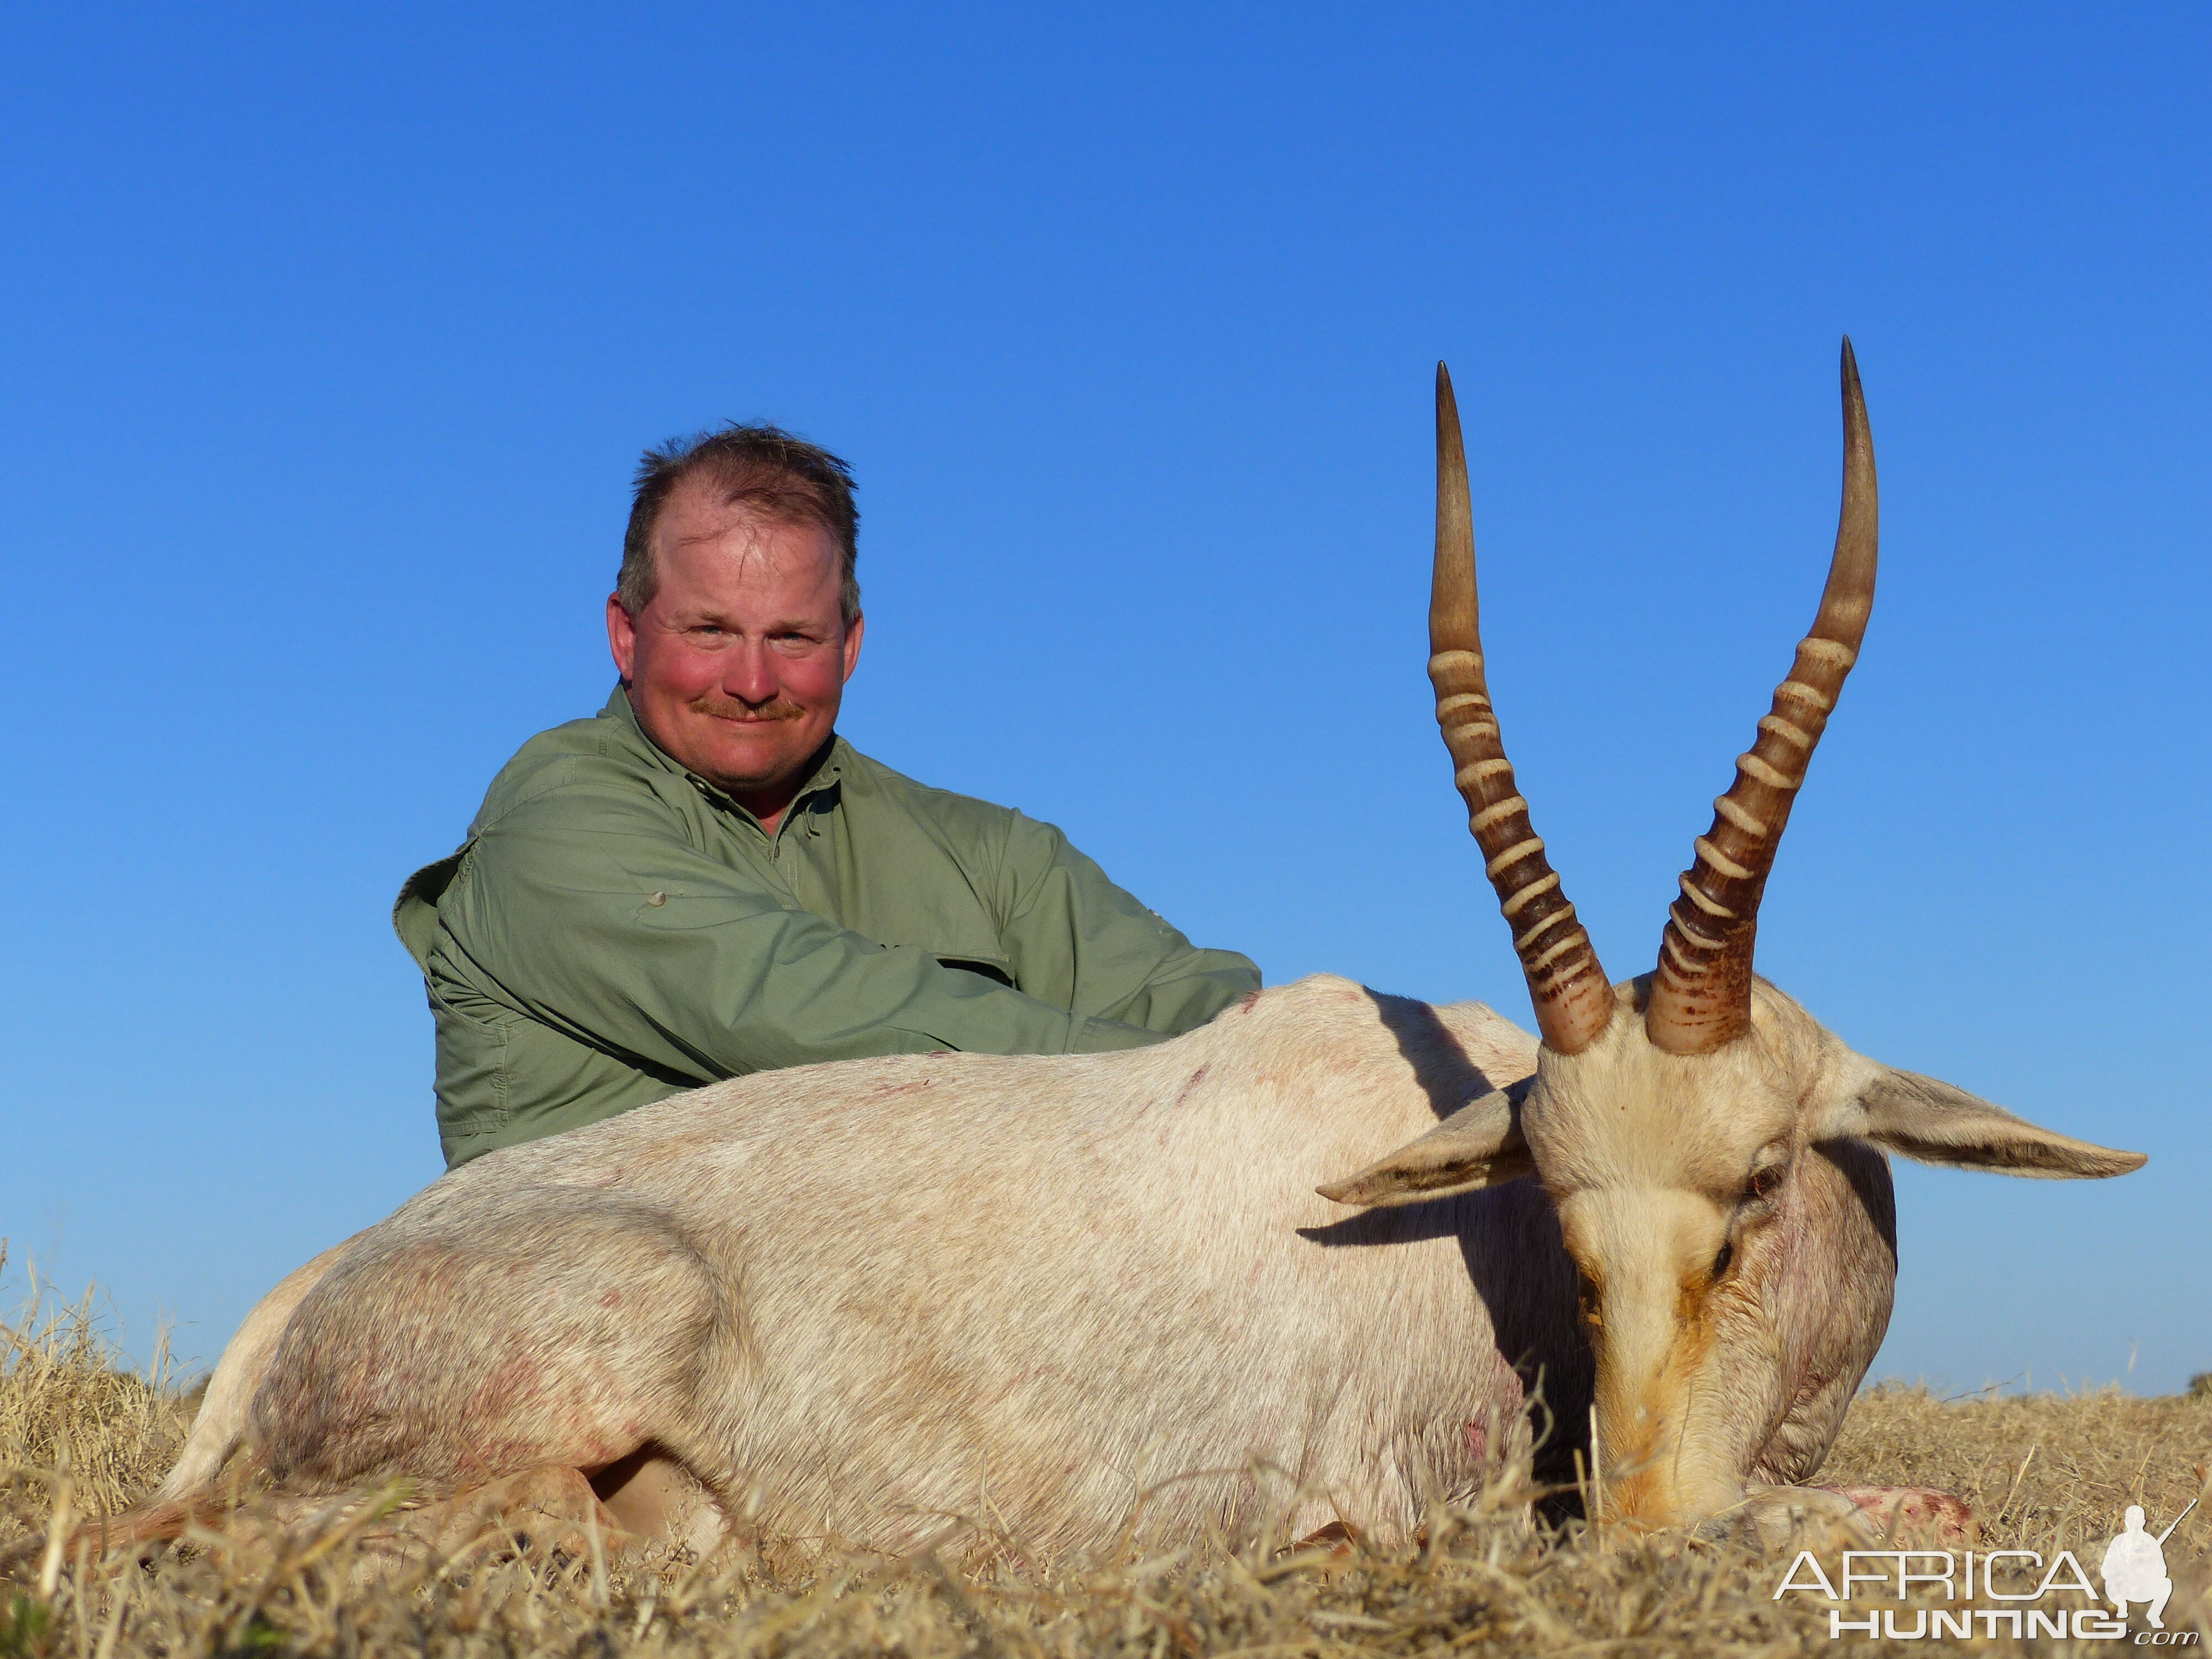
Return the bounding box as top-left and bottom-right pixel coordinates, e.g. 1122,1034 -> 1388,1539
1745,1164 -> 1787,1202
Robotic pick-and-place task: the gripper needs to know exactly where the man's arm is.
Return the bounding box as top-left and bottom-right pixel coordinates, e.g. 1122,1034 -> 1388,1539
990,811 -> 1261,1036
440,776 -> 1175,1083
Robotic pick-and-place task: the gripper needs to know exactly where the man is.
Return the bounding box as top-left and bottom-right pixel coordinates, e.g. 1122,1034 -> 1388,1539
395,425 -> 1258,1167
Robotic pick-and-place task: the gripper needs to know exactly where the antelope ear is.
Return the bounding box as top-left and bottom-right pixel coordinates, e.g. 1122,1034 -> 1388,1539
1835,1068 -> 2147,1180
1317,1086 -> 1535,1208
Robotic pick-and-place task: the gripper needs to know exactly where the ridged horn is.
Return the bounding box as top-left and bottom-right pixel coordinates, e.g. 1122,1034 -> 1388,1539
1432,362 -> 1616,1055
1645,338 -> 1880,1055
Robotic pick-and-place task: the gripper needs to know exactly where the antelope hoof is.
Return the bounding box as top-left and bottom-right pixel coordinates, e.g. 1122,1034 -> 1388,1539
362,1466 -> 641,1570
1699,1483 -> 1978,1550
1820,1485 -> 1978,1546
1700,1483 -> 1879,1550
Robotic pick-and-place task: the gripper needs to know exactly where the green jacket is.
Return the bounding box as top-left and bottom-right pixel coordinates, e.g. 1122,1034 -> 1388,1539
394,689 -> 1259,1167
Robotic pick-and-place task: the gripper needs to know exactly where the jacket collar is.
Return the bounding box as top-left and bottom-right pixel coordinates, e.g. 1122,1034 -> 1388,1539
601,684 -> 846,825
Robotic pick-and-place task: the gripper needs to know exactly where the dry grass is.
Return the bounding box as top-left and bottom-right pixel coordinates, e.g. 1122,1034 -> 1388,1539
3,1262 -> 2206,1657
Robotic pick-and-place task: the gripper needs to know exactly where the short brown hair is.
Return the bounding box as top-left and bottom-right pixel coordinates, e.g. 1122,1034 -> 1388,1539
617,424 -> 860,624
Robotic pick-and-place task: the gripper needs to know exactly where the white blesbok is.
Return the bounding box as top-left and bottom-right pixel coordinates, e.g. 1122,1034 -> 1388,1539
121,343 -> 2142,1560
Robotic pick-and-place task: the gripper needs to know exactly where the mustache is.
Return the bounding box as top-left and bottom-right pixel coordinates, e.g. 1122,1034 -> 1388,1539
687,692 -> 806,723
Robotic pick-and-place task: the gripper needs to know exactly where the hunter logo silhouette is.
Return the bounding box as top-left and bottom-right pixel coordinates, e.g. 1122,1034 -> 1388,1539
2103,1499 -> 2195,1629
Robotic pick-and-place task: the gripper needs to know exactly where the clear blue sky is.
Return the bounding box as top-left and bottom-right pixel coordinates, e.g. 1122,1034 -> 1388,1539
3,6 -> 2204,1396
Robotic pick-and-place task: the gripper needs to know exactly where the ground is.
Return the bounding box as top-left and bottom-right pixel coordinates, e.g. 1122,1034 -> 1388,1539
3,1274 -> 2206,1657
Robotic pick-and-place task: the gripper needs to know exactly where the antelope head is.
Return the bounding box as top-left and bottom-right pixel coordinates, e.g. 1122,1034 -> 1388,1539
1323,344 -> 2145,1527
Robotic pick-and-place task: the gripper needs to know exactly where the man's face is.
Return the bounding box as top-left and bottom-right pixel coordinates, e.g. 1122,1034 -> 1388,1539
607,477 -> 862,824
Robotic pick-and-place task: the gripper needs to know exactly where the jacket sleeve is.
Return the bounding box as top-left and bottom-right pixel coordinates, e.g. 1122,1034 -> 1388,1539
991,811 -> 1262,1039
438,775 -> 1172,1084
